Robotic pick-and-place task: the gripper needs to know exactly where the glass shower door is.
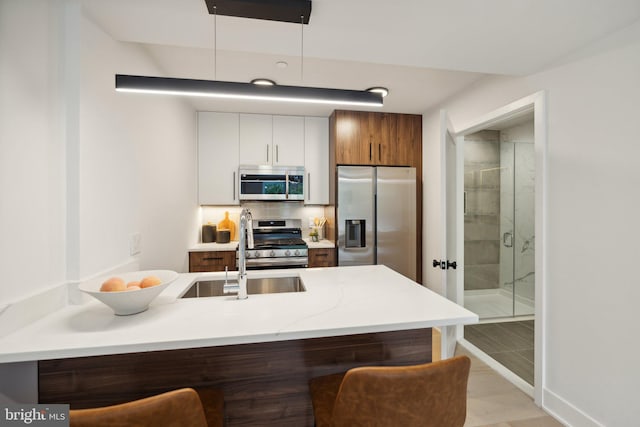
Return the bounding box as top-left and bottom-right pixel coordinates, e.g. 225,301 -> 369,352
463,133 -> 535,319
500,142 -> 535,317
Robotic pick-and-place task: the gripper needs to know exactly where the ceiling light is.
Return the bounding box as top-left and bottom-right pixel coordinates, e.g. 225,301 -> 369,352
251,78 -> 276,86
367,87 -> 389,98
116,75 -> 384,107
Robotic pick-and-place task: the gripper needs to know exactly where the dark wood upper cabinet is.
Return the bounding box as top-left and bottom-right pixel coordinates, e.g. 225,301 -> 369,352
333,110 -> 370,165
332,110 -> 421,167
395,113 -> 422,167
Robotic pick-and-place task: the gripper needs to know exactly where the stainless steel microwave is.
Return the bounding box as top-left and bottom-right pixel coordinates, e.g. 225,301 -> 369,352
238,166 -> 305,201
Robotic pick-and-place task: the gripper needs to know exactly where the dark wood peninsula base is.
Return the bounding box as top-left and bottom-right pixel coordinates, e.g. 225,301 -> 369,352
39,328 -> 432,426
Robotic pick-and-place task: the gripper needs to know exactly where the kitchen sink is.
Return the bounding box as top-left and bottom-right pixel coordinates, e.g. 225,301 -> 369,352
181,276 -> 305,298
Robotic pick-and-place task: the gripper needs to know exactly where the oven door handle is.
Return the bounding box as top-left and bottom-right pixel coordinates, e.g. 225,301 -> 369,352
243,258 -> 309,269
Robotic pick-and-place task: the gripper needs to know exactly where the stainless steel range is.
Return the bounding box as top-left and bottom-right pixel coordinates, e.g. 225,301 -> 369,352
237,219 -> 308,269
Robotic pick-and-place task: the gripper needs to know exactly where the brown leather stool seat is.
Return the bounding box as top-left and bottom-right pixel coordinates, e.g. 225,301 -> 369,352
70,387 -> 224,427
308,356 -> 471,427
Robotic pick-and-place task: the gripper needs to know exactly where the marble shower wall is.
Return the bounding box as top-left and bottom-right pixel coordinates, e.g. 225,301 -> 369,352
500,120 -> 535,307
464,131 -> 501,290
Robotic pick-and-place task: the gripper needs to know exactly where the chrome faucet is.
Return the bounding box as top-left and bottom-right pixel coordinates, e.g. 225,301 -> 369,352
224,208 -> 253,299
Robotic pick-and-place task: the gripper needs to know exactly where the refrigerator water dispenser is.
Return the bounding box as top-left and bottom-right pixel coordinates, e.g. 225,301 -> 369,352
345,219 -> 366,248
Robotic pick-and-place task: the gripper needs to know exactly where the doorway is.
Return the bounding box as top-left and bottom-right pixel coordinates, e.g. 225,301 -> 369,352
462,114 -> 535,320
462,116 -> 536,385
441,91 -> 546,402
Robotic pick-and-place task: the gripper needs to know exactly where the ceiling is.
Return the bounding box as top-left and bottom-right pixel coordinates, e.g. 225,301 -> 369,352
82,0 -> 640,116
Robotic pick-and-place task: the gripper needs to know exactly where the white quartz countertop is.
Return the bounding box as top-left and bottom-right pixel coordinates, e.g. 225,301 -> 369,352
305,239 -> 335,249
0,265 -> 477,363
189,242 -> 239,251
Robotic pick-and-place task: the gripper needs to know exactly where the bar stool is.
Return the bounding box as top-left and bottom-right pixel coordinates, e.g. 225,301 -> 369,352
308,356 -> 471,427
69,387 -> 225,427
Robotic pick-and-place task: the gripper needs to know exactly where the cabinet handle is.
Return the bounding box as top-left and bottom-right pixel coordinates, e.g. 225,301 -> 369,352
276,144 -> 279,163
233,171 -> 236,201
307,172 -> 311,200
266,144 -> 269,163
203,256 -> 224,261
378,144 -> 381,161
369,141 -> 372,161
315,253 -> 328,257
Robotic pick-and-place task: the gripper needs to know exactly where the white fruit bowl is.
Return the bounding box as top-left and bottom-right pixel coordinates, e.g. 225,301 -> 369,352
79,270 -> 178,315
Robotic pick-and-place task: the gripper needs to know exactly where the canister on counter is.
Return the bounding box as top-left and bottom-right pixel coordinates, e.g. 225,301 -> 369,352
202,223 -> 217,243
216,229 -> 231,243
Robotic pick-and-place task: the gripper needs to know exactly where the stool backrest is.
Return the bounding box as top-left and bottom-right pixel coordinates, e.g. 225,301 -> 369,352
70,387 -> 209,427
332,355 -> 471,427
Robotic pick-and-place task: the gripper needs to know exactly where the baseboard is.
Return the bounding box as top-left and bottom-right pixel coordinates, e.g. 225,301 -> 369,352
543,388 -> 604,427
460,336 -> 604,427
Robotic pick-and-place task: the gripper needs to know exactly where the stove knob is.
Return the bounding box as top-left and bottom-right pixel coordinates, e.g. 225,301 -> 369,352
285,250 -> 291,256
270,250 -> 276,257
294,249 -> 300,256
254,251 -> 261,258
246,252 -> 252,258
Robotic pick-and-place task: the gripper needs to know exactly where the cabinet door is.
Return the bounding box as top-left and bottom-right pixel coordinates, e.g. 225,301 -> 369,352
189,251 -> 237,272
376,113 -> 397,165
198,112 -> 239,205
240,114 -> 272,165
308,248 -> 336,267
334,111 -> 371,165
304,117 -> 329,204
395,114 -> 422,167
273,115 -> 305,166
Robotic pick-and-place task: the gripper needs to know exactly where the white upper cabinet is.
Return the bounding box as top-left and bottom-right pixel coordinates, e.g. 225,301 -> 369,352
272,115 -> 305,166
198,112 -> 240,205
239,114 -> 305,166
239,113 -> 273,165
198,112 -> 328,205
304,117 -> 329,205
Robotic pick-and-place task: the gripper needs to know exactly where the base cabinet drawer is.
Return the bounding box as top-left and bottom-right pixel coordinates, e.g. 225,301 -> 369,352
308,248 -> 336,268
189,251 -> 237,272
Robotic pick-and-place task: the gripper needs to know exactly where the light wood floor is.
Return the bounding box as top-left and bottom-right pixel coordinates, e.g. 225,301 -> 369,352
433,329 -> 564,426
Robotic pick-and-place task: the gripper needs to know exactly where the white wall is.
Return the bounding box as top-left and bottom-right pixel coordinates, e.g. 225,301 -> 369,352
0,0 -> 199,308
0,0 -> 67,304
78,15 -> 198,277
423,20 -> 640,427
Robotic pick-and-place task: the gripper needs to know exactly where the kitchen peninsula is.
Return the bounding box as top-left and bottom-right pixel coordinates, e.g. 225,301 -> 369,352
0,265 -> 477,426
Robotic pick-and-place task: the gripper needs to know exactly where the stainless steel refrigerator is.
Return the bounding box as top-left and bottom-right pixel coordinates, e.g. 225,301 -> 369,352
337,166 -> 416,281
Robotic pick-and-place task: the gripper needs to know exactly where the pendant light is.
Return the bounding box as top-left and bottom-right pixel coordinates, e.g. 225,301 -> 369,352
115,0 -> 384,107
115,75 -> 383,106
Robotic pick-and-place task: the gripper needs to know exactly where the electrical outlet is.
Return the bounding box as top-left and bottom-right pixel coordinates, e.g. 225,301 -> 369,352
130,232 -> 142,256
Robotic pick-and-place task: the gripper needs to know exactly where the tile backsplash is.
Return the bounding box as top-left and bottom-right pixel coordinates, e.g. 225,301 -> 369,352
200,202 -> 327,241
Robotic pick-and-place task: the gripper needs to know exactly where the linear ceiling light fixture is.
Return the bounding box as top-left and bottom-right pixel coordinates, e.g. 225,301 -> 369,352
114,0 -> 384,107
115,75 -> 383,107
